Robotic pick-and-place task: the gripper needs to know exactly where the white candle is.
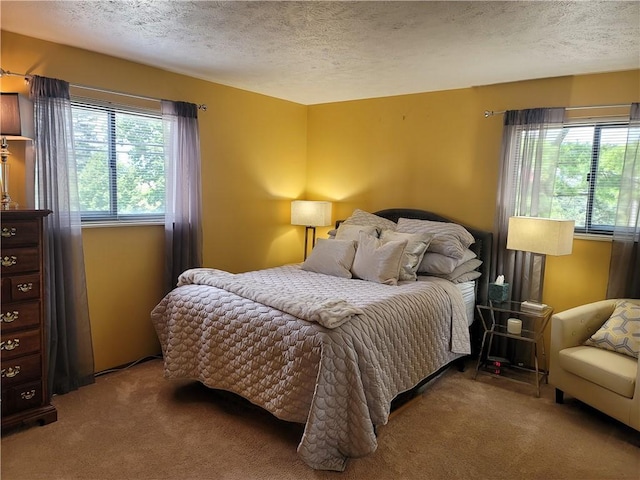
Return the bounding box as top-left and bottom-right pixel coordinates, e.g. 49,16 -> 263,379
507,318 -> 522,335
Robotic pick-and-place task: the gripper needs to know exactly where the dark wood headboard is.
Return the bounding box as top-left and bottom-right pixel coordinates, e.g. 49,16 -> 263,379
339,208 -> 493,305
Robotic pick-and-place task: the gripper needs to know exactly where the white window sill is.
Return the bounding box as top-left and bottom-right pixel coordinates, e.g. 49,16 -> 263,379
81,221 -> 164,229
573,233 -> 612,242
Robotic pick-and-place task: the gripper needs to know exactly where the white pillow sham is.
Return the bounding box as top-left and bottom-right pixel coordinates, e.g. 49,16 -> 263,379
419,248 -> 477,275
341,209 -> 397,232
430,258 -> 483,282
380,230 -> 432,281
450,271 -> 482,283
351,231 -> 407,285
301,238 -> 357,278
396,218 -> 475,259
335,223 -> 379,242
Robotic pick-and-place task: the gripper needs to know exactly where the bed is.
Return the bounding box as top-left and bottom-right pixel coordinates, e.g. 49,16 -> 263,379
151,208 -> 492,471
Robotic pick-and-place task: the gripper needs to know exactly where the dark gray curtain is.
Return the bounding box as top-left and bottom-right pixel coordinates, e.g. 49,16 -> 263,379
492,108 -> 566,302
607,103 -> 640,299
491,108 -> 566,367
161,100 -> 203,293
29,75 -> 95,394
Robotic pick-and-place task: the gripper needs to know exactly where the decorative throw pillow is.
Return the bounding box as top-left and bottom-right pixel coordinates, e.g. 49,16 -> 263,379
396,218 -> 475,259
584,300 -> 640,359
380,230 -> 433,281
351,231 -> 408,285
419,248 -> 477,275
335,223 -> 379,242
301,238 -> 357,278
341,209 -> 397,232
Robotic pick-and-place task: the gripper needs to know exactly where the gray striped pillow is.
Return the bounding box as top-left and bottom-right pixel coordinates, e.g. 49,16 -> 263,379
341,209 -> 397,232
396,218 -> 474,259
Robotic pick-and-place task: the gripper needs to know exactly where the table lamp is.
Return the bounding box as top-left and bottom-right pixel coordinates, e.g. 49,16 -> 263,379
291,200 -> 332,260
1,93 -> 35,210
506,216 -> 574,305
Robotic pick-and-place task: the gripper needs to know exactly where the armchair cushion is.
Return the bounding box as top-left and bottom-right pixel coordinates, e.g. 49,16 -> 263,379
559,346 -> 637,398
584,300 -> 640,359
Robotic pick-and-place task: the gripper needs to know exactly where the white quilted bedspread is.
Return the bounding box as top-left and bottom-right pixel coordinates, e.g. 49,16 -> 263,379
151,265 -> 470,471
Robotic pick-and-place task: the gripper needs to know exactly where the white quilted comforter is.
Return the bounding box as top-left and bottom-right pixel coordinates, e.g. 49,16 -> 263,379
151,265 -> 470,471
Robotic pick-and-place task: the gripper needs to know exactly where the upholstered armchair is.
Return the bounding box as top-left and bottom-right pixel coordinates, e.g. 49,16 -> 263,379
549,299 -> 640,431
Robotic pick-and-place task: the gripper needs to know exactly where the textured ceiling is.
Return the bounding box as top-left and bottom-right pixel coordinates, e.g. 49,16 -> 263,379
1,1 -> 639,105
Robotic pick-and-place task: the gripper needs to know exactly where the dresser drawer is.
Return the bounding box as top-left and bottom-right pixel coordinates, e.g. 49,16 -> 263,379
0,301 -> 40,333
0,219 -> 39,247
1,247 -> 40,274
2,380 -> 44,416
1,353 -> 41,387
1,329 -> 41,360
5,274 -> 41,302
1,210 -> 55,430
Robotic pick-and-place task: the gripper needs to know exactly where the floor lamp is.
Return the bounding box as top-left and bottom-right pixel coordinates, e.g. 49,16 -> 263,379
506,216 -> 575,305
1,93 -> 35,210
291,200 -> 332,260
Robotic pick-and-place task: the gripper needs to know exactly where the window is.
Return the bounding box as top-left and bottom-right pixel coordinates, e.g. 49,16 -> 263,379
71,100 -> 165,222
549,121 -> 628,234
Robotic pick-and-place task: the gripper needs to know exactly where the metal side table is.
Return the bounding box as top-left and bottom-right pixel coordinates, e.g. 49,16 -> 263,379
474,301 -> 553,397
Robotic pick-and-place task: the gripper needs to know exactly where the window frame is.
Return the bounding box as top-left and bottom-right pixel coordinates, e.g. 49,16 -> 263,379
555,118 -> 629,236
70,98 -> 165,225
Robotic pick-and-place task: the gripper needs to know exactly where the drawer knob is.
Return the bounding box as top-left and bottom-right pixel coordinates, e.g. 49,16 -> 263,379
0,339 -> 20,351
1,311 -> 19,323
1,366 -> 21,378
16,283 -> 33,293
1,227 -> 17,238
1,255 -> 18,267
20,389 -> 36,400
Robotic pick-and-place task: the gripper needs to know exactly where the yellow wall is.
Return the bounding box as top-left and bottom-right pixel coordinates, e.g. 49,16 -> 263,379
307,71 -> 639,315
2,30 -> 638,371
1,31 -> 308,371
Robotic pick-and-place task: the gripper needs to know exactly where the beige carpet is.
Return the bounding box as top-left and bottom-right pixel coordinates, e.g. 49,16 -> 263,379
2,358 -> 638,480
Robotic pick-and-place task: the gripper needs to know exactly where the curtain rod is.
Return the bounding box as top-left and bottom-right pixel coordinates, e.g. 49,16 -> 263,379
484,103 -> 631,118
0,68 -> 207,111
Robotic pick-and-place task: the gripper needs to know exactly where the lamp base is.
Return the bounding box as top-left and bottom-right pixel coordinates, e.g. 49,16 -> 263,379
1,198 -> 19,210
521,300 -> 548,311
1,154 -> 18,210
303,226 -> 317,260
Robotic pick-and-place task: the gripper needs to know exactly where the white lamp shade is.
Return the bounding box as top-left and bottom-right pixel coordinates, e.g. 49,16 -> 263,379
507,216 -> 575,256
1,93 -> 34,140
291,200 -> 332,227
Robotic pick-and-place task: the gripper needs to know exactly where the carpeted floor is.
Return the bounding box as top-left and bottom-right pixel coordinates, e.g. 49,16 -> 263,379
1,358 -> 638,480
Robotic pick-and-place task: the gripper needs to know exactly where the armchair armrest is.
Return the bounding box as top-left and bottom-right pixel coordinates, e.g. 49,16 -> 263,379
550,299 -> 618,351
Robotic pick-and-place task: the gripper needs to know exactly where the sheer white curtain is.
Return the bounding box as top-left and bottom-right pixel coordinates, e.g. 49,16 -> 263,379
161,100 -> 203,292
29,75 -> 95,394
492,108 -> 566,302
607,103 -> 640,298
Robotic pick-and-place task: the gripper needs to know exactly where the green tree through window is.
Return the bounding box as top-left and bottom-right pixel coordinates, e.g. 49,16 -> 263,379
549,123 -> 628,234
71,101 -> 164,221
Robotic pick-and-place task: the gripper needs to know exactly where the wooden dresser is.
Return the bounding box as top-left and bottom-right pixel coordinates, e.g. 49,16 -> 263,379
1,209 -> 57,430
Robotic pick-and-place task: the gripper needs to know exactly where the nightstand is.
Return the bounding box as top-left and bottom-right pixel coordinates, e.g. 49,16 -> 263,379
473,301 -> 553,397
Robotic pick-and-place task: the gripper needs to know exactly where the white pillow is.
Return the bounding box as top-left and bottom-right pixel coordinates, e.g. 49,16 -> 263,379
351,231 -> 407,285
450,271 -> 482,284
419,248 -> 477,275
430,258 -> 483,282
301,238 -> 357,278
341,209 -> 397,232
335,223 -> 378,242
380,230 -> 432,281
396,218 -> 475,259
